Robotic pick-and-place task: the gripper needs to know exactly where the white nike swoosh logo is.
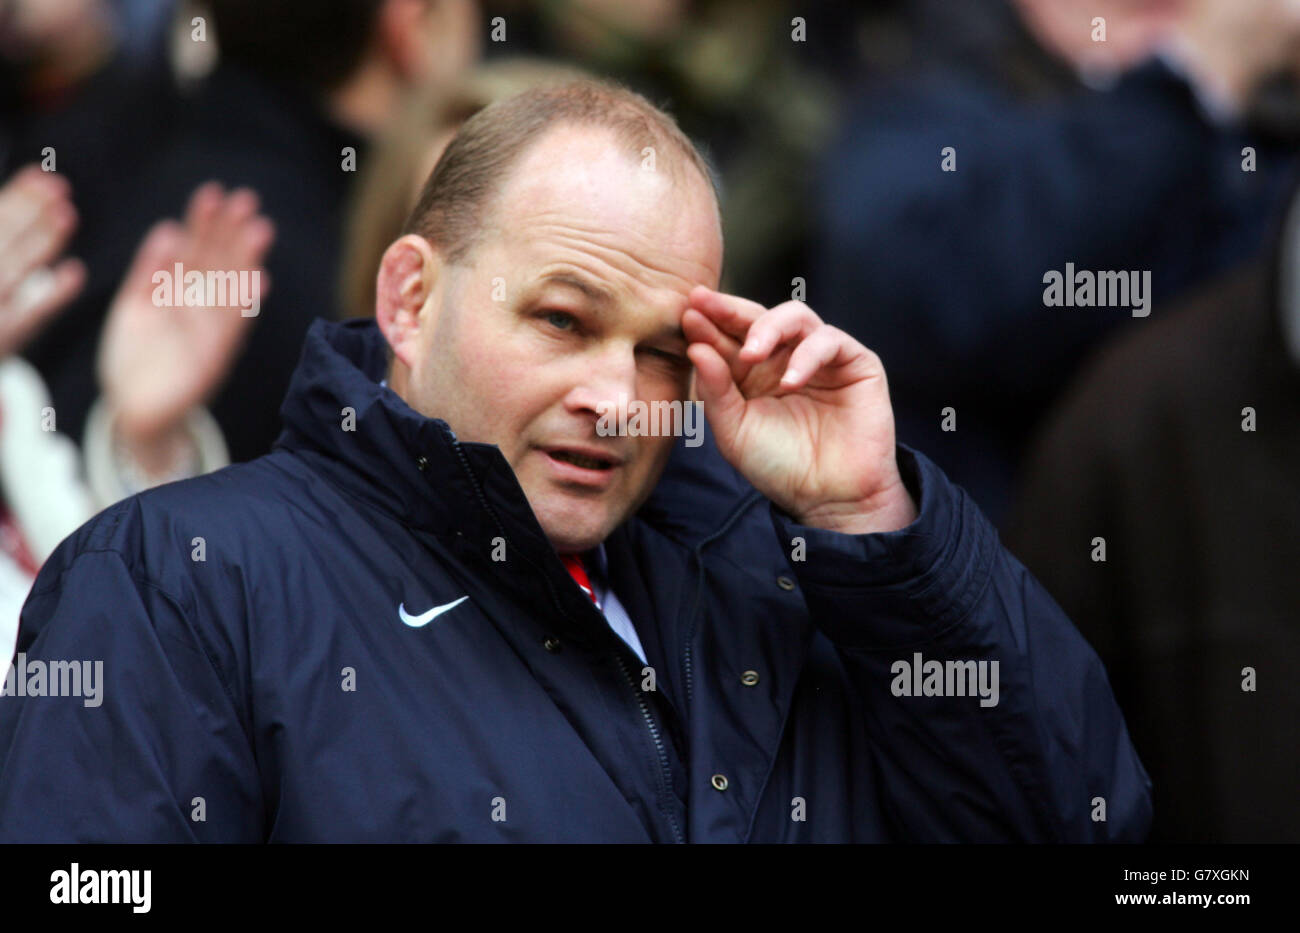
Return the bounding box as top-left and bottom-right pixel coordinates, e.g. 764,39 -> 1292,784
399,596 -> 469,628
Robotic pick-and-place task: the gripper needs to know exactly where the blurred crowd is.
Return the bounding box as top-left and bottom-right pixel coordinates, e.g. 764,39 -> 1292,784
0,0 -> 1296,842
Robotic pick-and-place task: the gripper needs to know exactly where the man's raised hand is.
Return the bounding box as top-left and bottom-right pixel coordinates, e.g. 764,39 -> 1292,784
683,286 -> 917,535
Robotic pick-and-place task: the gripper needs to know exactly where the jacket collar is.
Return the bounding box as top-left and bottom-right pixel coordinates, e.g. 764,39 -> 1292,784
274,318 -> 561,569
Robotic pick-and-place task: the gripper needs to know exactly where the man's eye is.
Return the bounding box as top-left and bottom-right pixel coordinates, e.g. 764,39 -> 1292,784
544,310 -> 576,331
643,347 -> 690,367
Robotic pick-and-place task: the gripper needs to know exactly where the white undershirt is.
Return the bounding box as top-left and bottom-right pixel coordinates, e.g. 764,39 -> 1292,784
585,544 -> 648,665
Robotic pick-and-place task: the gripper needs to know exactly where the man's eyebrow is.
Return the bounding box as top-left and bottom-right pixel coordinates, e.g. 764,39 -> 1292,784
655,323 -> 688,346
536,272 -> 615,307
534,272 -> 687,344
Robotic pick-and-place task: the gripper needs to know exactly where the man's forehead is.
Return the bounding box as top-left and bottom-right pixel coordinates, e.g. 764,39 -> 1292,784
508,143 -> 688,220
487,125 -> 722,271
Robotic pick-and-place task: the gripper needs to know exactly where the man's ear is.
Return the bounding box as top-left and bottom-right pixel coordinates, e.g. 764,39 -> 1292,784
375,233 -> 442,372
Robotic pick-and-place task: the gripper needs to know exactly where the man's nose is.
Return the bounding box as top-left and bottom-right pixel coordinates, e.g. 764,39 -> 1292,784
564,342 -> 639,421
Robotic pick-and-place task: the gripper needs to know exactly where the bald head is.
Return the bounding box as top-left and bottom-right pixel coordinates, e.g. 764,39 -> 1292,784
402,78 -> 722,266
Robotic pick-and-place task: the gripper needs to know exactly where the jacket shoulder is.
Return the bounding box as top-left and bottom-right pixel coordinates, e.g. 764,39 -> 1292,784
34,452 -> 321,599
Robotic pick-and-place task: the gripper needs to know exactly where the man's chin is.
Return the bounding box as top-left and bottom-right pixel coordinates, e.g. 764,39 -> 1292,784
532,498 -> 620,555
541,521 -> 613,556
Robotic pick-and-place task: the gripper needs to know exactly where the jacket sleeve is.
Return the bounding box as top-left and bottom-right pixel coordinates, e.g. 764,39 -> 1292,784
82,396 -> 231,508
771,445 -> 1153,842
0,543 -> 263,842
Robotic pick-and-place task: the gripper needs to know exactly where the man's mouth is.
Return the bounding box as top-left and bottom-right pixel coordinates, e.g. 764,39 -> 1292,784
546,448 -> 619,471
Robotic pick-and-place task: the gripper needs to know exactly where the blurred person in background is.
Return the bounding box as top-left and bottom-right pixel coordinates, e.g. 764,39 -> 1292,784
477,0 -> 856,308
1004,177 -> 1300,843
340,58 -> 586,320
0,0 -> 181,363
0,0 -> 176,168
18,0 -> 479,465
0,163 -> 273,678
815,0 -> 1300,522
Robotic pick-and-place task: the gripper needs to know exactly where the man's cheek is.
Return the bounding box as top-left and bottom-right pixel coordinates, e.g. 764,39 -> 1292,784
633,435 -> 677,487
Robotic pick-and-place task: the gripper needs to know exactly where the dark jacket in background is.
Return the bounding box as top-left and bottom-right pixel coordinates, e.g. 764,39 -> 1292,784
0,318 -> 1152,842
815,0 -> 1296,522
0,43 -> 178,232
1004,259 -> 1300,842
19,62 -> 364,463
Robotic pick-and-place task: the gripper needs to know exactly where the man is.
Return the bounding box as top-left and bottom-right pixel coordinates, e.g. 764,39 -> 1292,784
0,81 -> 1151,842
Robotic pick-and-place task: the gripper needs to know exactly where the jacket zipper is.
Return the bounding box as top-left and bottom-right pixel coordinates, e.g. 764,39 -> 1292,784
613,651 -> 685,844
449,439 -> 509,538
449,438 -> 685,844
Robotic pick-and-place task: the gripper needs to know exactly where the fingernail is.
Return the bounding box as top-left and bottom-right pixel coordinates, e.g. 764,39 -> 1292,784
781,369 -> 800,385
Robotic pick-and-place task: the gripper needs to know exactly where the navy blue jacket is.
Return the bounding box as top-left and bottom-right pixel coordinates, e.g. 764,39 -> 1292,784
0,319 -> 1152,842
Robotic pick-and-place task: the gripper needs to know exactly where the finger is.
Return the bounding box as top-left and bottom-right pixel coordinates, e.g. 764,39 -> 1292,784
24,197 -> 79,268
13,256 -> 85,320
684,306 -> 763,387
209,213 -> 273,317
681,307 -> 743,364
204,188 -> 260,257
777,323 -> 862,392
0,197 -> 78,298
686,341 -> 746,450
0,184 -> 44,257
11,165 -> 69,192
0,258 -> 85,354
123,220 -> 185,303
237,215 -> 276,267
687,285 -> 768,343
183,180 -> 223,226
0,167 -> 69,226
738,301 -> 821,365
222,187 -> 260,228
0,170 -> 75,254
0,172 -> 67,258
2,164 -> 57,193
199,191 -> 269,272
135,219 -> 185,274
182,181 -> 225,252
